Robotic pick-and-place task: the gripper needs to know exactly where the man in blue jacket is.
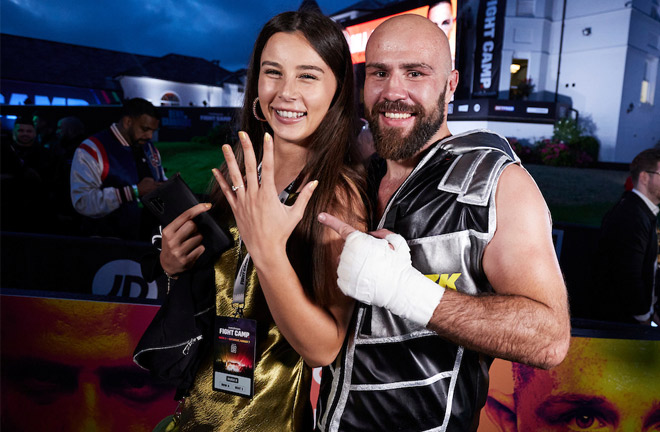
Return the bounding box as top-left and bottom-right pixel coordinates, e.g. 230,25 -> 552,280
70,98 -> 166,240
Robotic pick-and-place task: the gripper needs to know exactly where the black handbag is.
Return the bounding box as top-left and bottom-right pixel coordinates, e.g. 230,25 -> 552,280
133,265 -> 215,400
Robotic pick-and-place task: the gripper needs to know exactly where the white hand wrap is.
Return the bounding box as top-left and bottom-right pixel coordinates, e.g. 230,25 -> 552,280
337,231 -> 445,326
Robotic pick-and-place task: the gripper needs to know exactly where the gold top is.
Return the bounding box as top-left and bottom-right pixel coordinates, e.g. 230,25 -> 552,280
180,225 -> 312,431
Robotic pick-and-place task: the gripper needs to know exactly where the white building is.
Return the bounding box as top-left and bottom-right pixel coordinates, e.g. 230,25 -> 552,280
332,0 -> 660,163
500,0 -> 660,161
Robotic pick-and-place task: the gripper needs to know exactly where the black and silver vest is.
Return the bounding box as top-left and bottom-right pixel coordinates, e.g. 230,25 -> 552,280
316,130 -> 520,432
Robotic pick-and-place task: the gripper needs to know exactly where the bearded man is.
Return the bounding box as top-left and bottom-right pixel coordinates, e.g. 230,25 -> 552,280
315,15 -> 571,432
70,98 -> 166,240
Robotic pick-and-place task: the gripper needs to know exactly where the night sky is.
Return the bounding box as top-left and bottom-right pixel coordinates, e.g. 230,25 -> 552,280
1,0 -> 359,71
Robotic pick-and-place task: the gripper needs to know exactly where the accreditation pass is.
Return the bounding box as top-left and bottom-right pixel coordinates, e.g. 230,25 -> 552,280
213,316 -> 257,398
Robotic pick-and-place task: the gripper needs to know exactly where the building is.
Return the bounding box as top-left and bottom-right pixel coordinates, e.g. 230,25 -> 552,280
0,33 -> 245,109
331,0 -> 660,163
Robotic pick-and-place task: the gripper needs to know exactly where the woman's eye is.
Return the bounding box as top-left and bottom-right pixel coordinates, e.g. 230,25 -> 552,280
300,73 -> 317,80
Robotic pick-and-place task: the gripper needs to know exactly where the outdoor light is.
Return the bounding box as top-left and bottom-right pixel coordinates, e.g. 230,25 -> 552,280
510,63 -> 521,73
582,27 -> 592,36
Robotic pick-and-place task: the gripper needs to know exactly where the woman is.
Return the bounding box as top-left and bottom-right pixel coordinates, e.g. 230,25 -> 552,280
138,11 -> 366,431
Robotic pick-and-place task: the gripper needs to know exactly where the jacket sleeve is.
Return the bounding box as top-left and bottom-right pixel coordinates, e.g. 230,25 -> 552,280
70,139 -> 126,218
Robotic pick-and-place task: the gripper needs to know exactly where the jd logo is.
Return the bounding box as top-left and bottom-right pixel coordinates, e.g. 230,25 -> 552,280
92,259 -> 158,299
425,273 -> 461,290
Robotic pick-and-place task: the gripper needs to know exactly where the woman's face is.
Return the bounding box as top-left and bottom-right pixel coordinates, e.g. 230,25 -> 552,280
258,31 -> 337,147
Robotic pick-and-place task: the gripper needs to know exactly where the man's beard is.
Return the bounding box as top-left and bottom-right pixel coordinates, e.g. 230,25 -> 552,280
366,88 -> 446,161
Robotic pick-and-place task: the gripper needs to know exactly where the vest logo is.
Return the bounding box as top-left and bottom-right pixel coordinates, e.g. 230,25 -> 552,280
425,273 -> 461,290
92,259 -> 158,299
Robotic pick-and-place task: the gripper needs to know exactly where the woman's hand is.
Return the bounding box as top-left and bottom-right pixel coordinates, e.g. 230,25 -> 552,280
212,131 -> 317,263
159,203 -> 211,276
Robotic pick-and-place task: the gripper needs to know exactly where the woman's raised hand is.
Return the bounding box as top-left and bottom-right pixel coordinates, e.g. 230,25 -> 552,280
213,131 -> 317,262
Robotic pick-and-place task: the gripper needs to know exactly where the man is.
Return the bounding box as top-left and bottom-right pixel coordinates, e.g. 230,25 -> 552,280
1,117 -> 51,232
593,148 -> 660,325
12,117 -> 38,149
485,336 -> 660,431
315,15 -> 570,431
70,98 -> 166,240
0,295 -> 177,431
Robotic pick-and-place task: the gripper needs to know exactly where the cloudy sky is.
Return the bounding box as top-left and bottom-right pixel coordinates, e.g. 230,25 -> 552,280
1,0 -> 358,71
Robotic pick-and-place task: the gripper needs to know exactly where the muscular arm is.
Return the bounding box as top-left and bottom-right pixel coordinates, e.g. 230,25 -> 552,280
427,164 -> 571,369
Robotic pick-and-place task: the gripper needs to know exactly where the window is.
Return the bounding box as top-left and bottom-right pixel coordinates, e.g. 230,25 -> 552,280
641,56 -> 658,105
509,58 -> 531,99
160,92 -> 180,107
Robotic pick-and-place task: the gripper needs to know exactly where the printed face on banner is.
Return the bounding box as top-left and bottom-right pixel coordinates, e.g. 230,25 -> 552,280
0,296 -> 176,432
483,337 -> 660,432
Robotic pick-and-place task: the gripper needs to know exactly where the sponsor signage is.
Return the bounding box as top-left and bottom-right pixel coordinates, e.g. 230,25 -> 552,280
472,0 -> 507,98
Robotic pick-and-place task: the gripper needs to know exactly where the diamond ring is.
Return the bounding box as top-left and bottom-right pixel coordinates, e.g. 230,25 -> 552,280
231,184 -> 244,192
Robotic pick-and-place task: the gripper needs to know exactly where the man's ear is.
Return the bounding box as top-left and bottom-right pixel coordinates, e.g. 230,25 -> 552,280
484,389 -> 518,432
120,116 -> 132,130
445,70 -> 459,104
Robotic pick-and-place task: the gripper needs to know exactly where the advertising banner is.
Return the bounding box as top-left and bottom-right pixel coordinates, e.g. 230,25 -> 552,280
472,0 -> 507,98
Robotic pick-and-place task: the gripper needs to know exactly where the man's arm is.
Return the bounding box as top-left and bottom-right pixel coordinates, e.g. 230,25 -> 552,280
70,141 -> 128,218
319,164 -> 571,370
427,164 -> 571,369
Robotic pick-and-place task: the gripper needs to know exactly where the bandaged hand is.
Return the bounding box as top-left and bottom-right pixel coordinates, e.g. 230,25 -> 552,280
336,230 -> 445,326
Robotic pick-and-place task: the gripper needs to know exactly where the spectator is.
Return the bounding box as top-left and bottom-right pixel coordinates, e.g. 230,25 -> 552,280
0,117 -> 51,232
70,98 -> 166,240
54,116 -> 86,161
593,148 -> 660,325
51,116 -> 86,235
32,110 -> 57,149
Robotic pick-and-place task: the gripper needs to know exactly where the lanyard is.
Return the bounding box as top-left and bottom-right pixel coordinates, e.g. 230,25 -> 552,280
231,167 -> 301,316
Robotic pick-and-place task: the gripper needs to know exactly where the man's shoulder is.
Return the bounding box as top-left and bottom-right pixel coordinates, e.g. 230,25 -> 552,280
603,191 -> 655,230
440,129 -> 519,162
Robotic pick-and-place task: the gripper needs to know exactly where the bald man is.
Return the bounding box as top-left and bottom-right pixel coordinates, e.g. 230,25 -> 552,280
315,15 -> 570,432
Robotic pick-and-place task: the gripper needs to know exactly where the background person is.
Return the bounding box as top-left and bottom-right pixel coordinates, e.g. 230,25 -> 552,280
592,148 -> 660,325
0,116 -> 51,232
135,11 -> 366,431
70,97 -> 166,240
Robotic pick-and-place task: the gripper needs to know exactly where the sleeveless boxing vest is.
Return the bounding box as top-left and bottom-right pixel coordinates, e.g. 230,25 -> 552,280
317,130 -> 519,432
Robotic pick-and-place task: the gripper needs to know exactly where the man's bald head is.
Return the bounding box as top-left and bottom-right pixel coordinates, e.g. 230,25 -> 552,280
362,14 -> 459,160
366,14 -> 452,75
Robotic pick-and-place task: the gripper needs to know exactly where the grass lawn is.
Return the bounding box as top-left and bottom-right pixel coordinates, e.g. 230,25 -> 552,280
156,141 -> 627,227
525,164 -> 628,227
156,141 -> 225,196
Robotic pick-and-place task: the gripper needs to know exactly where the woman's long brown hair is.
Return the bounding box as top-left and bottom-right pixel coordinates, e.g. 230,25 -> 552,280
211,11 -> 366,307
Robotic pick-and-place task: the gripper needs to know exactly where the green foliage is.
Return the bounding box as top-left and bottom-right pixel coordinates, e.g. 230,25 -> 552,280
571,135 -> 600,161
510,117 -> 600,168
552,118 -> 583,144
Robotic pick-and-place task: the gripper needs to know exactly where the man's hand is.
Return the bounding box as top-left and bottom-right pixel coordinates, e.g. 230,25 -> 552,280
137,177 -> 163,197
318,212 -> 444,326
